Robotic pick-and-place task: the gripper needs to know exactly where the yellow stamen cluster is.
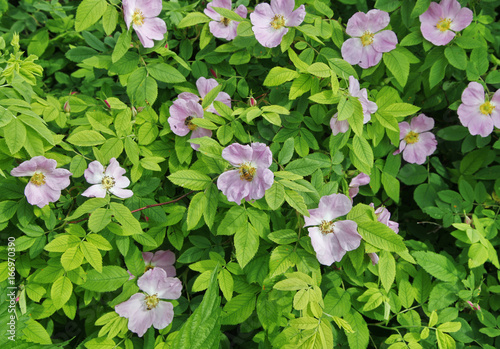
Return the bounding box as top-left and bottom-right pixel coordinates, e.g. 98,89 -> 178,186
404,131 -> 420,144
479,101 -> 495,115
145,294 -> 159,310
132,9 -> 145,26
30,172 -> 46,186
270,15 -> 286,30
102,176 -> 115,190
144,265 -> 154,272
360,31 -> 374,46
184,116 -> 198,131
436,18 -> 452,32
239,164 -> 256,182
319,220 -> 334,235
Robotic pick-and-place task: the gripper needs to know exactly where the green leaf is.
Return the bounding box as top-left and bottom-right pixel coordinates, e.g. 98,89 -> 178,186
67,130 -> 106,147
379,251 -> 396,293
384,49 -> 410,87
170,267 -> 221,349
269,245 -> 296,277
352,135 -> 373,170
81,241 -> 103,272
102,4 -> 118,35
444,45 -> 467,70
218,268 -> 233,301
177,12 -> 211,28
111,30 -> 131,63
75,0 -> 107,31
379,103 -> 420,118
356,221 -> 406,252
127,68 -> 158,107
284,190 -> 309,216
274,278 -> 309,291
221,293 -> 256,325
0,200 -> 18,222
81,266 -> 129,292
88,208 -> 112,233
344,311 -> 369,349
263,67 -> 300,87
5,118 -> 26,154
187,192 -> 206,230
234,223 -> 259,268
211,7 -> 244,22
44,235 -> 80,252
168,170 -> 212,190
437,322 -> 461,333
413,251 -> 461,282
265,182 -> 285,210
110,202 -> 143,235
314,0 -> 333,17
289,74 -> 313,100
148,63 -> 186,83
22,318 -> 52,344
337,96 -> 354,121
307,62 -> 331,77
86,234 -> 113,251
51,275 -> 72,309
61,246 -> 84,271
429,57 -> 448,89
66,198 -> 108,220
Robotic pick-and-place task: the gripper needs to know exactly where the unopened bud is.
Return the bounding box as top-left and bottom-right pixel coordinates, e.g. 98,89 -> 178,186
165,43 -> 169,49
248,97 -> 257,107
104,100 -> 111,109
465,215 -> 472,225
63,101 -> 70,113
210,68 -> 217,78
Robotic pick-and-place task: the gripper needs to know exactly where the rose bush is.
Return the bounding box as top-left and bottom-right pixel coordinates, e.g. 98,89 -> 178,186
1,0 -> 500,348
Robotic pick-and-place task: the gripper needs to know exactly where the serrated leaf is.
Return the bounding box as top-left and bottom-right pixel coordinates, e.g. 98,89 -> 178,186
51,275 -> 72,309
263,67 -> 300,87
75,0 -> 107,31
234,223 -> 259,268
168,170 -> 212,190
284,190 -> 309,216
412,251 -> 461,282
81,241 -> 102,272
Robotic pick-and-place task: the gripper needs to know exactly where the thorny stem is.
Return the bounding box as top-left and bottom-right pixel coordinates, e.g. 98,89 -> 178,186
66,190 -> 195,224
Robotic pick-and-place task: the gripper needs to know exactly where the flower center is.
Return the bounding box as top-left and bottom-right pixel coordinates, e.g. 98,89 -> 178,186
132,9 -> 145,26
239,163 -> 256,182
30,172 -> 46,186
270,15 -> 286,30
101,176 -> 115,190
145,294 -> 159,310
221,17 -> 231,26
479,101 -> 495,115
360,31 -> 374,46
404,131 -> 420,144
319,220 -> 334,234
184,115 -> 198,131
436,18 -> 452,32
144,265 -> 154,272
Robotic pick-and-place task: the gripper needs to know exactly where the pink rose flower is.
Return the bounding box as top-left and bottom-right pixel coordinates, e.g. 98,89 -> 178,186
341,10 -> 398,69
204,0 -> 247,41
177,77 -> 231,116
330,76 -> 378,135
217,143 -> 274,205
250,0 -> 306,48
123,0 -> 167,48
349,173 -> 370,199
457,82 -> 500,137
115,268 -> 182,337
396,114 -> 437,165
367,203 -> 399,265
128,250 -> 177,280
82,158 -> 133,199
304,193 -> 361,266
10,156 -> 72,208
419,0 -> 473,46
168,99 -> 212,150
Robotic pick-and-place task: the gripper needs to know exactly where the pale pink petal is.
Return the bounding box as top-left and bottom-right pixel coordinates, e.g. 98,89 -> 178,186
345,12 -> 368,37
214,92 -> 232,108
410,114 -> 434,133
457,104 -> 480,127
222,143 -> 253,165
250,3 -> 272,26
251,142 -> 273,168
142,252 -> 154,264
11,156 -> 55,177
252,26 -> 288,48
309,228 -> 345,266
350,173 -> 370,188
334,220 -> 361,251
209,21 -> 238,40
114,175 -> 131,189
137,17 -> 167,41
349,187 -> 359,199
204,4 -> 222,21
234,5 -> 248,19
115,293 -> 153,337
138,268 -> 167,295
135,0 -> 162,17
286,5 -> 306,27
81,184 -> 107,198
106,158 -> 126,179
134,26 -> 154,48
84,161 -> 105,184
462,115 -> 494,137
419,2 -> 444,25
368,252 -> 379,265
245,168 -> 273,201
304,208 -> 325,227
123,0 -> 136,29
440,0 -> 462,19
372,30 -> 397,53
109,187 -> 134,199
421,23 -> 455,46
330,114 -> 349,135
365,9 -> 390,33
341,38 -> 363,66
152,301 -> 174,330
43,168 -> 72,191
449,8 -> 473,31
217,170 -> 250,205
270,0 -> 294,16
156,277 -> 182,300
115,293 -> 145,318
348,76 -> 360,96
169,101 -> 192,137
359,45 -> 382,69
190,128 -> 212,150
317,193 -> 353,221
399,121 -> 410,139
461,82 -> 485,106
150,251 -> 176,276
25,182 -> 60,208
197,77 -> 219,99
177,92 -> 200,103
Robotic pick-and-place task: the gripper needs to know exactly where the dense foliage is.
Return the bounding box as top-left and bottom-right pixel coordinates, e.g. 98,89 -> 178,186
1,0 -> 500,348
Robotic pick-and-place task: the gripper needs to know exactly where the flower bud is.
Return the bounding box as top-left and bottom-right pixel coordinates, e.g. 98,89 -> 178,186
210,68 -> 217,78
248,97 -> 257,107
104,100 -> 111,109
63,101 -> 70,113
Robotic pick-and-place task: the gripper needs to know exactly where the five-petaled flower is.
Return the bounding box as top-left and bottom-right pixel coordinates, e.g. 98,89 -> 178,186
129,250 -> 177,280
10,156 -> 72,208
168,99 -> 212,150
341,9 -> 398,69
330,76 -> 378,135
123,0 -> 167,48
457,82 -> 500,137
304,193 -> 361,266
204,0 -> 247,41
115,268 -> 182,337
250,0 -> 306,48
367,203 -> 399,265
419,0 -> 473,46
396,114 -> 438,165
178,77 -> 231,116
349,173 -> 370,199
217,143 -> 274,205
82,158 -> 133,199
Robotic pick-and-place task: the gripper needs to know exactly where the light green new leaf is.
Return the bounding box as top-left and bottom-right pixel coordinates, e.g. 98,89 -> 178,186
234,223 -> 259,268
168,170 -> 212,190
177,12 -> 211,28
263,67 -> 300,87
75,0 -> 107,31
379,251 -> 396,293
357,220 -> 406,252
222,293 -> 256,325
187,192 -> 207,230
383,49 -> 410,87
61,246 -> 84,271
284,190 -> 309,216
218,268 -> 234,301
5,118 -> 26,154
81,266 -> 129,292
88,207 -> 112,233
81,241 -> 102,272
51,275 -> 73,309
66,197 -> 108,220
110,202 -> 143,235
413,251 -> 462,282
67,130 -> 106,147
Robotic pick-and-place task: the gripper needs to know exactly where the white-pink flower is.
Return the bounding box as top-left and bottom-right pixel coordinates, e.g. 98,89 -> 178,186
419,0 -> 473,46
457,82 -> 500,137
82,158 -> 133,199
304,193 -> 361,266
330,76 -> 378,135
123,0 -> 167,48
250,0 -> 306,48
396,114 -> 437,165
217,143 -> 274,205
177,77 -> 231,116
341,10 -> 398,69
204,0 -> 247,41
349,173 -> 370,199
168,99 -> 212,150
115,268 -> 182,337
10,156 -> 72,208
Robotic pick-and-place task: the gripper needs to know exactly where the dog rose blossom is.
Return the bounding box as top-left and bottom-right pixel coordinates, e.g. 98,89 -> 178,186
349,173 -> 370,199
396,114 -> 438,165
217,143 -> 274,204
123,0 -> 167,48
10,156 -> 72,208
250,0 -> 306,48
82,158 -> 133,199
457,82 -> 500,137
129,250 -> 177,280
304,193 -> 361,266
168,99 -> 212,150
341,10 -> 398,69
330,76 -> 378,135
367,203 -> 399,265
419,0 -> 473,46
115,268 -> 182,337
178,77 -> 231,116
204,0 -> 247,41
